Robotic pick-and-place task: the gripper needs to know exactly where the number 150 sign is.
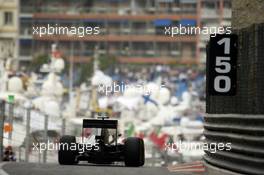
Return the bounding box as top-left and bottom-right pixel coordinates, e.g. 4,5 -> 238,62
207,34 -> 238,96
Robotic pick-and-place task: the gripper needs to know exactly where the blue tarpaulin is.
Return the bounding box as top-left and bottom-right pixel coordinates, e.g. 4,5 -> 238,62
179,19 -> 196,26
154,19 -> 172,26
20,39 -> 31,44
180,0 -> 196,3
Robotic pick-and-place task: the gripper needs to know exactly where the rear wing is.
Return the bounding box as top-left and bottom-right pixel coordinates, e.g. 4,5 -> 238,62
83,119 -> 118,129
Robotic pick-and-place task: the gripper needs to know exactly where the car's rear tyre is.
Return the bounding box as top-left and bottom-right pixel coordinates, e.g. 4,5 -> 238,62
58,135 -> 78,165
124,137 -> 145,167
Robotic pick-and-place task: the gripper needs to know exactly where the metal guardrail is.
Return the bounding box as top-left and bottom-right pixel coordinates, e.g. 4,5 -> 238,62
0,100 -> 66,163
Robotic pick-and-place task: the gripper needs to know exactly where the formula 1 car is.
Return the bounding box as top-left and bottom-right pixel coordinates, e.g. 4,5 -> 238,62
58,116 -> 145,167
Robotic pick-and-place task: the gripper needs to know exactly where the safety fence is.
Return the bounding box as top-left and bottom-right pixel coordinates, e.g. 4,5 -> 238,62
0,100 -> 70,163
0,101 -> 204,166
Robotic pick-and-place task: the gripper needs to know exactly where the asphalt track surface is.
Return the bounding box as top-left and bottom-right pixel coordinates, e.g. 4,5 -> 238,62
1,163 -> 186,175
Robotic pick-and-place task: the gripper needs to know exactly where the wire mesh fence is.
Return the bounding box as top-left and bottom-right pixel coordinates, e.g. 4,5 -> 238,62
0,100 -> 65,163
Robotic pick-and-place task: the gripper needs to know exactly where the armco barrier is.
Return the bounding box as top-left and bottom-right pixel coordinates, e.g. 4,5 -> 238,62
0,100 -> 65,163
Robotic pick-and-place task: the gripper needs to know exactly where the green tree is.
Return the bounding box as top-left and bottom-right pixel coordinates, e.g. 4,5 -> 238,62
98,55 -> 117,72
29,54 -> 49,72
78,61 -> 93,84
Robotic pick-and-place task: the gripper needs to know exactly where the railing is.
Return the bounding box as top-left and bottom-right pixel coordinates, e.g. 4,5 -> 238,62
201,9 -> 220,18
0,100 -> 68,163
20,6 -> 198,15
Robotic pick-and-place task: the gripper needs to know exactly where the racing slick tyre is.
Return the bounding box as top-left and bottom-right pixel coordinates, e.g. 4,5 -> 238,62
124,137 -> 145,167
58,135 -> 78,165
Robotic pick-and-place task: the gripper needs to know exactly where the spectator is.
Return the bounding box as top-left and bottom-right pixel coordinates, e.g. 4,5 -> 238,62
3,146 -> 16,161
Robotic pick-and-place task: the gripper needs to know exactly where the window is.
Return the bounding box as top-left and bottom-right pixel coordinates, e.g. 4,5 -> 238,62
203,2 -> 215,9
224,1 -> 231,8
4,12 -> 13,25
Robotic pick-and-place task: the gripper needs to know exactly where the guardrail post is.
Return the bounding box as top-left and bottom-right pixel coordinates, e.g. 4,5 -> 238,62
25,107 -> 31,162
43,114 -> 48,163
0,100 -> 5,161
18,146 -> 22,162
8,102 -> 14,145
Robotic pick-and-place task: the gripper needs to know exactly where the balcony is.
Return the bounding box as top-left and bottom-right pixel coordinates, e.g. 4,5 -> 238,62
201,9 -> 219,19
221,20 -> 231,27
223,8 -> 232,18
33,34 -> 197,43
20,28 -> 32,38
33,13 -> 197,21
21,5 -> 198,15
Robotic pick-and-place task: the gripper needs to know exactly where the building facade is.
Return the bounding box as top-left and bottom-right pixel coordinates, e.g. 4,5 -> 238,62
199,0 -> 231,63
18,0 -> 231,65
0,0 -> 19,67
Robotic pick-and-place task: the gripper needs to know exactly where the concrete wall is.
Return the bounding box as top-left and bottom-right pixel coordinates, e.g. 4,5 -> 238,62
205,1 -> 264,174
232,0 -> 264,29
